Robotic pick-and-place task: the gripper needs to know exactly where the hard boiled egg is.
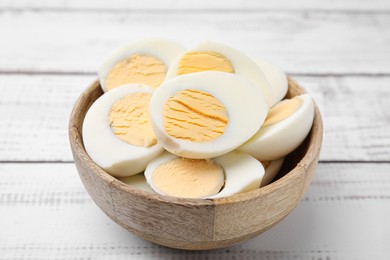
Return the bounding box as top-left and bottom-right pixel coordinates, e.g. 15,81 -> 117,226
260,157 -> 284,187
254,58 -> 288,104
149,71 -> 268,159
98,39 -> 186,92
239,94 -> 314,161
165,41 -> 275,107
144,151 -> 264,199
82,84 -> 163,177
118,173 -> 154,193
208,151 -> 265,199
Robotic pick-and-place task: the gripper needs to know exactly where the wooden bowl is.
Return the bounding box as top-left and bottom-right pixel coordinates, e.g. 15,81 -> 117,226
69,78 -> 323,250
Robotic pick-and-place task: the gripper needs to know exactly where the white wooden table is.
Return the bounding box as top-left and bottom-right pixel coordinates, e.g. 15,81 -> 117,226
1,1 -> 390,259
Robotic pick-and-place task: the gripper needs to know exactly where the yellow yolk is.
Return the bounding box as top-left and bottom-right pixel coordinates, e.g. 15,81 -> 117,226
262,97 -> 303,127
106,54 -> 166,91
261,160 -> 271,169
163,89 -> 228,143
109,92 -> 157,147
151,158 -> 224,198
177,51 -> 235,75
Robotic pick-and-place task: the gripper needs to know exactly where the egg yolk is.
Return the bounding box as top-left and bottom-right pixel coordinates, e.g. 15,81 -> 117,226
152,158 -> 224,198
109,92 -> 157,147
106,54 -> 166,91
262,97 -> 303,127
177,51 -> 235,75
163,89 -> 228,143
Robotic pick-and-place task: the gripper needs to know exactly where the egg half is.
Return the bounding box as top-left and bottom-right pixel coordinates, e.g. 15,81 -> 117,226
254,58 -> 288,104
239,94 -> 314,161
260,157 -> 285,187
98,39 -> 186,92
165,41 -> 275,107
207,151 -> 265,199
144,151 -> 264,199
82,84 -> 163,177
118,173 -> 154,193
149,71 -> 268,159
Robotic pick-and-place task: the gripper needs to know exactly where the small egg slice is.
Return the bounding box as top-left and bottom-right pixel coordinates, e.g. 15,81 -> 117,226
150,71 -> 268,159
98,39 -> 186,92
144,151 -> 264,199
165,41 -> 274,107
144,152 -> 225,198
118,173 -> 154,193
207,151 -> 265,199
254,58 -> 288,104
239,94 -> 314,161
82,84 -> 163,177
260,157 -> 284,187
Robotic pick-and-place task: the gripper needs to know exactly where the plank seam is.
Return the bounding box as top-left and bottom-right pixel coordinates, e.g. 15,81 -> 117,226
1,160 -> 389,164
2,71 -> 390,78
2,8 -> 390,14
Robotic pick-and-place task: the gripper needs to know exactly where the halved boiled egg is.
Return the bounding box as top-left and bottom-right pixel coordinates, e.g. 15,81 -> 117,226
118,173 -> 154,193
239,94 -> 314,161
149,71 -> 268,159
82,84 -> 164,177
260,157 -> 284,187
207,151 -> 265,199
254,58 -> 288,104
98,39 -> 186,92
144,151 -> 264,199
165,41 -> 275,107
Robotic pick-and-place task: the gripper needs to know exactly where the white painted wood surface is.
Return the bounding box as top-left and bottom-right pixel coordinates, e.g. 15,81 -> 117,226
0,11 -> 389,74
1,163 -> 389,259
1,75 -> 389,162
1,0 -> 390,11
0,0 -> 389,258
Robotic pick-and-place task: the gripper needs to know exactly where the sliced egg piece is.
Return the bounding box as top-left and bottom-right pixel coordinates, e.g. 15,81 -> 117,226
118,173 -> 154,193
207,151 -> 265,199
150,71 -> 268,159
165,41 -> 274,107
239,94 -> 314,161
144,151 -> 264,199
82,84 -> 163,177
260,157 -> 284,187
254,58 -> 288,104
144,152 -> 225,198
98,39 -> 186,92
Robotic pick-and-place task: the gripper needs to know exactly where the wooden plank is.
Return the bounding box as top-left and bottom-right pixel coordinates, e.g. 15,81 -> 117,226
0,162 -> 389,258
0,11 -> 389,74
1,0 -> 390,11
1,75 -> 389,162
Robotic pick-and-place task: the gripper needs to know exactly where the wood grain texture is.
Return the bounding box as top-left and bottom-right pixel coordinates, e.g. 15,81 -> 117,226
1,0 -> 390,11
1,74 -> 389,162
68,79 -> 322,249
0,11 -> 389,74
1,162 -> 389,258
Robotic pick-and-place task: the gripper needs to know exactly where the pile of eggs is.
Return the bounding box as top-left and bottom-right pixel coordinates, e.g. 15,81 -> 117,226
83,39 -> 314,199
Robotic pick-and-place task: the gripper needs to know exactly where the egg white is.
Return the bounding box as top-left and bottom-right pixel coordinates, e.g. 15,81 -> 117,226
150,71 -> 268,159
118,173 -> 155,193
207,151 -> 264,199
98,39 -> 186,92
254,58 -> 288,105
82,84 -> 164,177
165,41 -> 274,107
239,94 -> 314,161
260,157 -> 284,187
